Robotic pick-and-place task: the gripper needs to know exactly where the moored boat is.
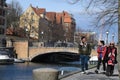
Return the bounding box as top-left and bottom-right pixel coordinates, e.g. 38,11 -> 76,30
0,47 -> 14,64
14,58 -> 25,63
0,54 -> 14,64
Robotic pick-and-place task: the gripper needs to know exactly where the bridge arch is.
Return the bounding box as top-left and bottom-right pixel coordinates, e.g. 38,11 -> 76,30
30,51 -> 79,63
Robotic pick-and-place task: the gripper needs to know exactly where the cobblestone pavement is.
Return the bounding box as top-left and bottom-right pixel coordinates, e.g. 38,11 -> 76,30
60,65 -> 119,80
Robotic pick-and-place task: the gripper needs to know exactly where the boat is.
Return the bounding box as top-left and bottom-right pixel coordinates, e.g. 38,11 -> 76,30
14,58 -> 25,63
0,47 -> 14,64
0,54 -> 14,64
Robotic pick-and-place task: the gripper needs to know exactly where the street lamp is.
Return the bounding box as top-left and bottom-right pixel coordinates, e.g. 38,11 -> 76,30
25,28 -> 29,61
74,32 -> 76,44
106,31 -> 109,45
112,33 -> 115,42
41,31 -> 44,42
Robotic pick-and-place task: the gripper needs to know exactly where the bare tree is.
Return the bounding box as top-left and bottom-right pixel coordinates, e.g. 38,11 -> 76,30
66,0 -> 120,78
6,0 -> 23,28
118,0 -> 120,78
66,0 -> 118,28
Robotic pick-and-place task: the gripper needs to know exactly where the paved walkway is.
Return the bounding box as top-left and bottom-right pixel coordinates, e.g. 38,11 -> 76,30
60,65 -> 119,80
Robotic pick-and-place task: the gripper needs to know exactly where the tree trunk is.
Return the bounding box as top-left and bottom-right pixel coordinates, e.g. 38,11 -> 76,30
118,0 -> 120,78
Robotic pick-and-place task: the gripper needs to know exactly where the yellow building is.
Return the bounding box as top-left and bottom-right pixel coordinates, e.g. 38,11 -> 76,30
20,4 -> 47,40
20,5 -> 76,43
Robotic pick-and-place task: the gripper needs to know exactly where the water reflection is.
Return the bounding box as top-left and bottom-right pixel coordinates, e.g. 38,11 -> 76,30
0,62 -> 81,80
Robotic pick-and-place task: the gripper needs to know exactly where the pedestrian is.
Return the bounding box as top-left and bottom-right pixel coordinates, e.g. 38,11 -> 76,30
10,38 -> 14,46
106,42 -> 117,76
78,36 -> 92,74
95,40 -> 107,74
1,38 -> 7,47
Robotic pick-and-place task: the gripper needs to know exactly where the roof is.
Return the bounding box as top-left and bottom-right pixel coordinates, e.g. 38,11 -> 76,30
46,12 -> 56,22
56,13 -> 62,24
30,5 -> 74,24
64,17 -> 72,23
63,11 -> 71,18
32,6 -> 46,15
63,11 -> 72,23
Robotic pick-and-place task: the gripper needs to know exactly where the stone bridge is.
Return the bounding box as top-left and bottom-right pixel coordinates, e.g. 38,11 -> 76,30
13,41 -> 97,61
29,47 -> 79,61
13,41 -> 79,61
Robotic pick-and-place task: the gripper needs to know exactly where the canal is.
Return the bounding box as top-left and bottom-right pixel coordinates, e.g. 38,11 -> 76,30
0,61 -> 81,80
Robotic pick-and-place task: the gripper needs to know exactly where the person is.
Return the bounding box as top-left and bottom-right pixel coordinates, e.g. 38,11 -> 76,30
106,42 -> 117,76
10,38 -> 14,46
1,38 -> 7,47
78,36 -> 92,74
95,40 -> 107,74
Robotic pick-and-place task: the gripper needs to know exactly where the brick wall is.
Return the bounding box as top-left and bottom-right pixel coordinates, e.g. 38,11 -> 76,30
14,41 -> 28,59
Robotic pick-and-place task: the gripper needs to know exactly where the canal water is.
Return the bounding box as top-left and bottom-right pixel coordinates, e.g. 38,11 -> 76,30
0,61 -> 81,80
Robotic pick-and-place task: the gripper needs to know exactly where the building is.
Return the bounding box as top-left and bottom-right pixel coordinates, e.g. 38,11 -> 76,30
20,5 -> 49,41
0,0 -> 7,47
62,11 -> 76,42
20,5 -> 76,43
46,11 -> 76,42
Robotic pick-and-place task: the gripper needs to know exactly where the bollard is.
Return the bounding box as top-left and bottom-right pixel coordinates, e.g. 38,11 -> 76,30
33,68 -> 59,80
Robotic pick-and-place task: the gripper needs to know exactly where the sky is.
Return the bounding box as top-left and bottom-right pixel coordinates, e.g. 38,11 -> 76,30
6,0 -> 94,29
6,0 -> 118,43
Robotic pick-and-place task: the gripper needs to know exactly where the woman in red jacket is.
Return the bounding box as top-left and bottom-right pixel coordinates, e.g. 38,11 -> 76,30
95,40 -> 107,74
106,42 -> 117,76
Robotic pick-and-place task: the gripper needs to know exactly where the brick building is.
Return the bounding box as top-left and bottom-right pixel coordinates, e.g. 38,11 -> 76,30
20,5 -> 76,43
0,0 -> 7,47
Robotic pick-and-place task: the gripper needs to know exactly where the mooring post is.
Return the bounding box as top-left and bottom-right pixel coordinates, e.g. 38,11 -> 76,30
33,68 -> 59,80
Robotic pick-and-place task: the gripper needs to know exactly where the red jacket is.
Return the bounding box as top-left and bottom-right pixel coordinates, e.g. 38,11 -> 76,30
106,47 -> 117,65
97,46 -> 107,59
106,47 -> 117,57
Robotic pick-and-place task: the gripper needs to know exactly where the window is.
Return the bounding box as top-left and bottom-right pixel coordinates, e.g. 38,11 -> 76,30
65,23 -> 69,27
0,28 -> 4,34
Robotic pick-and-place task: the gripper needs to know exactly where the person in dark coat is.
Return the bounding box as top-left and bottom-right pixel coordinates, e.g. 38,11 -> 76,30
106,42 -> 117,76
1,38 -> 6,47
78,36 -> 92,74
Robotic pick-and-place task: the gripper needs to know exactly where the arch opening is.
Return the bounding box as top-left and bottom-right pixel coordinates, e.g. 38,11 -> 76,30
31,52 -> 79,63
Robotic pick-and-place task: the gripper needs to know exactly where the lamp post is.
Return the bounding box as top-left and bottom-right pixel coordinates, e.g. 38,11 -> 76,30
74,32 -> 76,44
112,33 -> 115,42
25,28 -> 29,61
41,31 -> 44,42
106,31 -> 109,45
40,31 -> 44,47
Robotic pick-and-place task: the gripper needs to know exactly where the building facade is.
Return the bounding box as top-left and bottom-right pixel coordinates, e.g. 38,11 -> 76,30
20,5 -> 76,43
0,0 -> 7,47
20,5 -> 50,41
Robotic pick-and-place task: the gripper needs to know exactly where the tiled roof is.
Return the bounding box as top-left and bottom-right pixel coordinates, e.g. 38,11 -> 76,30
31,5 -> 74,24
56,13 -> 62,24
32,6 -> 46,15
63,11 -> 71,17
62,11 -> 72,23
46,12 -> 56,22
64,17 -> 72,23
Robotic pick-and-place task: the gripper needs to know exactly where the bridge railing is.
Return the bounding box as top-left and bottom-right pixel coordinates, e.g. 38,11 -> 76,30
30,42 -> 78,48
